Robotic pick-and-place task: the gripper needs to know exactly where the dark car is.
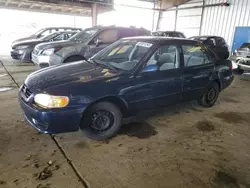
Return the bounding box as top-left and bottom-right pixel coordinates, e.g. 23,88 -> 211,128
231,43 -> 250,73
31,26 -> 150,68
189,36 -> 229,60
12,27 -> 81,45
11,31 -> 78,62
152,31 -> 186,38
19,37 -> 234,140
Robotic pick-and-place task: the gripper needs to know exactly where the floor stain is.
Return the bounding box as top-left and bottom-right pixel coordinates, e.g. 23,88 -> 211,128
215,171 -> 239,187
119,122 -> 158,139
196,120 -> 215,132
75,142 -> 87,149
190,107 -> 203,112
214,112 -> 249,124
222,97 -> 239,104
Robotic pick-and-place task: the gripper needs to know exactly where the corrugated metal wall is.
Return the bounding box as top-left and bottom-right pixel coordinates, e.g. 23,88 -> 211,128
176,0 -> 203,37
158,0 -> 250,50
201,0 -> 250,51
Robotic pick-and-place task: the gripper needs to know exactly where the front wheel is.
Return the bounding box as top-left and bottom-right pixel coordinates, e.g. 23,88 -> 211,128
198,82 -> 219,108
80,102 -> 122,140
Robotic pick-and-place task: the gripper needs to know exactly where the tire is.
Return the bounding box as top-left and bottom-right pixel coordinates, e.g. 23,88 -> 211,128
236,68 -> 244,75
80,102 -> 122,140
198,82 -> 219,108
64,56 -> 84,63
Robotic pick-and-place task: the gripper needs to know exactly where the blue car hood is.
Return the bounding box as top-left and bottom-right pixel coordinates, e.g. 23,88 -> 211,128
24,61 -> 118,92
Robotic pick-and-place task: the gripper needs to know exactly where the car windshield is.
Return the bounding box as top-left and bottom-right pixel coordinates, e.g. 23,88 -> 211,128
69,28 -> 99,42
34,29 -> 46,36
240,43 -> 250,48
92,39 -> 153,71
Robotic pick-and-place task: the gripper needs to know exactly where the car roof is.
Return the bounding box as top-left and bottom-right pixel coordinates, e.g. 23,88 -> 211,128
190,35 -> 223,39
54,31 -> 78,34
42,27 -> 81,30
91,25 -> 148,31
121,36 -> 196,43
153,31 -> 183,33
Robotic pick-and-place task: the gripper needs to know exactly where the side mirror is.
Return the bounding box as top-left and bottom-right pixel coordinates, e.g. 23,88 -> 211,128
141,64 -> 158,73
95,38 -> 103,47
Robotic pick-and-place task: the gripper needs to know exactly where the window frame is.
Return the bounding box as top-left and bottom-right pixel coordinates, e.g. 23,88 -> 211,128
181,42 -> 215,68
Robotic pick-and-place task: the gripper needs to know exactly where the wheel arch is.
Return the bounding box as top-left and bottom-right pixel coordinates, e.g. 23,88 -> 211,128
82,96 -> 129,119
63,54 -> 85,63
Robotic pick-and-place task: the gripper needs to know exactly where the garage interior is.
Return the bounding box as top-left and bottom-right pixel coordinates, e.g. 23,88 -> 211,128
1,0 -> 250,188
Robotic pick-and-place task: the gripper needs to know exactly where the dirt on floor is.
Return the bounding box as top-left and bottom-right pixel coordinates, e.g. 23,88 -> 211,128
0,56 -> 250,188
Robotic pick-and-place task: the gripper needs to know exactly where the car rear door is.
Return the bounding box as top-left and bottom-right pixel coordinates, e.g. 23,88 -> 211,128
181,42 -> 215,101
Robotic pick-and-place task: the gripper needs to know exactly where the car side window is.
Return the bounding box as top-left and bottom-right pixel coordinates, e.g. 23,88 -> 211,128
216,37 -> 227,47
137,30 -> 148,36
97,29 -> 119,44
182,44 -> 212,67
53,34 -> 64,41
145,45 -> 180,71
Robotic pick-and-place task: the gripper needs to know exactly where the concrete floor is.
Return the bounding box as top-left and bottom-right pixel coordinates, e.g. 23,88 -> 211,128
0,56 -> 250,188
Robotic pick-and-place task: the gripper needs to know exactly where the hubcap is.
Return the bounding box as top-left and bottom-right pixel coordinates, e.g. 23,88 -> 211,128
207,88 -> 216,102
90,110 -> 114,132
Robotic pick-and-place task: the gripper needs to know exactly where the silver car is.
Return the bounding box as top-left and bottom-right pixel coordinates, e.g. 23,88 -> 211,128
32,26 -> 150,68
231,43 -> 250,73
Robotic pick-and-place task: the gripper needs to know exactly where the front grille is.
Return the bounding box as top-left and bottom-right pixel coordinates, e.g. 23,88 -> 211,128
21,85 -> 32,99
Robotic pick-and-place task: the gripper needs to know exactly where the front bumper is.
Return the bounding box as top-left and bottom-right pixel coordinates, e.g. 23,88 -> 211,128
19,93 -> 87,134
11,49 -> 32,62
31,53 -> 63,69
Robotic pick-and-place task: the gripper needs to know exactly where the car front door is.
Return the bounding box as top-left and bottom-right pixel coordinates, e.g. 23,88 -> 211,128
128,44 -> 183,112
181,42 -> 215,101
86,29 -> 119,58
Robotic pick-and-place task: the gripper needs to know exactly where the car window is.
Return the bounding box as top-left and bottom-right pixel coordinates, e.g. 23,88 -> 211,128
182,44 -> 211,67
92,40 -> 153,71
119,29 -> 137,38
53,34 -> 64,41
178,33 -> 186,38
145,45 -> 180,71
216,37 -> 227,47
39,29 -> 51,37
137,29 -> 148,36
240,43 -> 250,48
67,33 -> 76,39
97,29 -> 119,44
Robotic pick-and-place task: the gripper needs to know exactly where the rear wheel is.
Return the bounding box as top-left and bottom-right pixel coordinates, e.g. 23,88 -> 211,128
80,102 -> 122,140
64,56 -> 84,63
198,82 -> 219,108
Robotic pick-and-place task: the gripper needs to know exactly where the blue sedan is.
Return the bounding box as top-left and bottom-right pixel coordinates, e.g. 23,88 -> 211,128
19,37 -> 234,140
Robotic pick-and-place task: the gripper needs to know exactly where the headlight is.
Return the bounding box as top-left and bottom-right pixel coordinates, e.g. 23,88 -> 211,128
34,93 -> 69,109
41,48 -> 55,56
16,45 -> 29,50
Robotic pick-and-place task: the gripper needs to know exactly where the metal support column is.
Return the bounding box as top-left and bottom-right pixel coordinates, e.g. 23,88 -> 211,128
174,6 -> 178,31
152,0 -> 157,31
199,0 -> 205,35
92,3 -> 98,26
